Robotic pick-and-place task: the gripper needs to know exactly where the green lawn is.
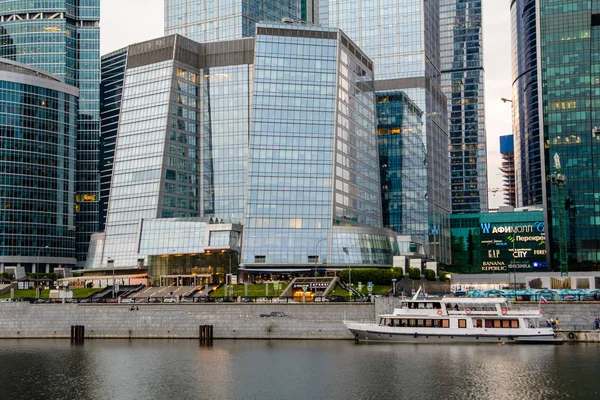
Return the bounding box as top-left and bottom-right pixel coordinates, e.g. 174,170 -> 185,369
0,288 -> 102,299
211,283 -> 289,297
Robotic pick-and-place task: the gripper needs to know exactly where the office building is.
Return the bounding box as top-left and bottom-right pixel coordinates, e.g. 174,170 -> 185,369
377,92 -> 427,243
538,0 -> 600,271
89,24 -> 398,278
0,59 -> 78,273
499,135 -> 516,207
164,0 -> 318,42
510,0 -> 542,207
100,48 -> 128,231
0,1 -> 101,266
320,0 -> 452,263
440,0 -> 488,213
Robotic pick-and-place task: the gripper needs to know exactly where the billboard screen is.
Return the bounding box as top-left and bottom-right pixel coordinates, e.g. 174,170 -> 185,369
480,221 -> 547,272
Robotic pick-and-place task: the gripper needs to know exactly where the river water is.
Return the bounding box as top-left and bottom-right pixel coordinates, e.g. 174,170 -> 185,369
0,339 -> 598,400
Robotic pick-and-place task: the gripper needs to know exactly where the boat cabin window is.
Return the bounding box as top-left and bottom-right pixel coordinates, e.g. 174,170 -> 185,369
384,319 -> 450,328
458,319 -> 467,328
483,319 -> 519,328
407,302 -> 441,309
475,319 -> 483,328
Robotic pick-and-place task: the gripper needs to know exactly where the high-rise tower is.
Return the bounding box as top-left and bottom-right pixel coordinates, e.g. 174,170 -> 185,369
510,0 -> 542,208
440,0 -> 488,214
320,0 -> 452,263
164,0 -> 318,42
0,1 -> 100,267
538,0 -> 600,271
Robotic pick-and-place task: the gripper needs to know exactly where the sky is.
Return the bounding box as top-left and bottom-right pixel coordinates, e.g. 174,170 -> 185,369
100,0 -> 513,209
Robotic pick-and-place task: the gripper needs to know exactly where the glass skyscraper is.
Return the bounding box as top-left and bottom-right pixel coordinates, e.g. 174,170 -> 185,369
320,0 -> 452,263
377,92 -> 427,242
91,25 -> 398,272
0,1 -> 101,267
538,0 -> 600,271
164,0 -> 318,42
510,0 -> 542,207
243,23 -> 396,269
440,0 -> 488,214
100,48 -> 128,232
0,59 -> 78,273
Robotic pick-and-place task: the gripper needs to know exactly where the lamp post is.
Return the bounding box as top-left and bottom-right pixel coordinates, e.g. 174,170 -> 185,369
36,246 -> 49,299
107,257 -> 114,299
343,247 -> 350,297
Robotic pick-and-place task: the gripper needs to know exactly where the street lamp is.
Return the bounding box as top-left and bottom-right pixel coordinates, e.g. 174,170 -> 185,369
343,247 -> 350,296
36,246 -> 49,299
107,257 -> 114,298
314,238 -> 328,281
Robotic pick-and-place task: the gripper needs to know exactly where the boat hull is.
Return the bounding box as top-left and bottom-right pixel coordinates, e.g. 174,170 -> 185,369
346,324 -> 558,344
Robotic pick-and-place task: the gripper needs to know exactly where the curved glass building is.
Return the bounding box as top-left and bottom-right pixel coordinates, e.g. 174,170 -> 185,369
510,0 -> 541,207
0,0 -> 100,266
0,59 -> 78,273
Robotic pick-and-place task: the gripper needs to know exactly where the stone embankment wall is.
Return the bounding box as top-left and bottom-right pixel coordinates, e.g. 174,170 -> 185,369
0,303 -> 374,339
1,300 -> 599,341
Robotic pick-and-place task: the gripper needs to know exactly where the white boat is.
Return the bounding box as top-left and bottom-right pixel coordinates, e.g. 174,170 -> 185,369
345,289 -> 562,344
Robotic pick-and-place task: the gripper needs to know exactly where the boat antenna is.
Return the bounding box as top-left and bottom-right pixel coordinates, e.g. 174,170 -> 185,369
412,286 -> 422,300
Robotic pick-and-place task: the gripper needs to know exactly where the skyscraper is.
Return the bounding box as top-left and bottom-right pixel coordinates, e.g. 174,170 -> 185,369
90,25 -> 398,273
510,0 -> 542,208
377,92 -> 427,241
100,48 -> 128,232
0,59 -> 78,273
440,0 -> 488,213
0,1 -> 101,267
320,0 -> 452,263
499,135 -> 516,208
538,0 -> 600,271
164,0 -> 318,42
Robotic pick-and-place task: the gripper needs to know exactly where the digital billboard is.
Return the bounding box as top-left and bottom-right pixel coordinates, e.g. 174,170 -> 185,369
480,221 -> 547,272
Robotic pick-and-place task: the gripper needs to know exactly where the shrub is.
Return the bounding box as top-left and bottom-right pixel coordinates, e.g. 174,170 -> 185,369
439,272 -> 450,282
424,269 -> 436,281
408,267 -> 421,279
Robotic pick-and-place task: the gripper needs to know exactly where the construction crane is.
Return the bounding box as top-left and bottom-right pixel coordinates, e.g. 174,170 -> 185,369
551,153 -> 568,276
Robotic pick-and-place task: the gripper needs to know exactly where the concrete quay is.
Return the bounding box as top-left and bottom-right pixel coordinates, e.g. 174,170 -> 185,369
0,302 -> 374,340
1,299 -> 599,342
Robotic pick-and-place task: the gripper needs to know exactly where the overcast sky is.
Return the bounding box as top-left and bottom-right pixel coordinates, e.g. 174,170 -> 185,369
100,0 -> 512,209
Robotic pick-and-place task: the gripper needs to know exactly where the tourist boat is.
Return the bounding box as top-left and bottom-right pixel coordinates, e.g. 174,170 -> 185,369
345,289 -> 562,344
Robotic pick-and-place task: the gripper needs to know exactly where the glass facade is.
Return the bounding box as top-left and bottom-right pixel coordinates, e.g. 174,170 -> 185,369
100,48 -> 128,231
242,23 -> 389,267
321,0 -> 452,264
511,0 -> 542,207
377,92 -> 427,242
0,0 -> 101,266
440,0 -> 488,214
499,134 -> 516,207
101,60 -> 173,267
164,0 -> 317,42
0,59 -> 78,271
539,0 -> 600,271
92,27 -> 399,271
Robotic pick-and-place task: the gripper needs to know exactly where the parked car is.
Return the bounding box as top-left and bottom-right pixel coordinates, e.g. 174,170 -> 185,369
164,297 -> 178,303
147,297 -> 160,303
562,295 -> 576,301
180,297 -> 194,303
326,295 -> 347,303
240,297 -> 254,303
121,298 -> 134,303
453,291 -> 467,297
260,311 -> 287,317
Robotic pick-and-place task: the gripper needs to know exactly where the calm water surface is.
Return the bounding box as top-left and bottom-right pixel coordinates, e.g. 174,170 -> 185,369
0,340 -> 598,400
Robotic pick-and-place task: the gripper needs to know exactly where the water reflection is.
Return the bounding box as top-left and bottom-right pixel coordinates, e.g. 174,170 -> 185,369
0,340 -> 598,400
